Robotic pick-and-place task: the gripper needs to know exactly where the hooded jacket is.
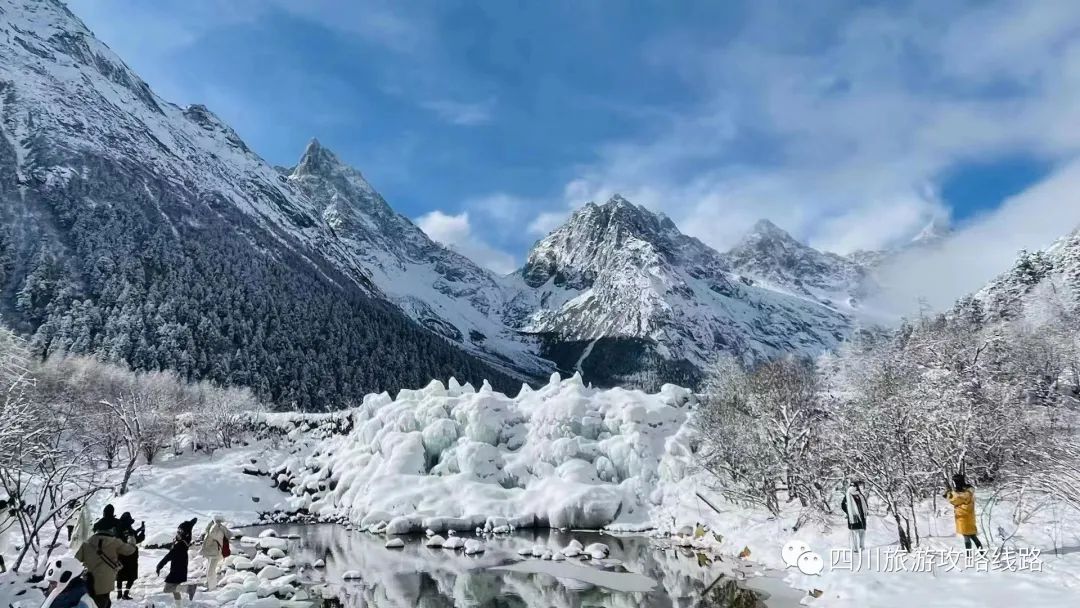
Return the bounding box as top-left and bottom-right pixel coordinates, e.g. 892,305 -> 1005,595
73,534 -> 136,595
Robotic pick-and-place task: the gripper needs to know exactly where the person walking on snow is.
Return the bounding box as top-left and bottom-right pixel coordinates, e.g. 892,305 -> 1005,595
201,514 -> 231,590
945,473 -> 983,554
840,479 -> 868,552
40,556 -> 96,608
156,518 -> 198,607
114,512 -> 145,600
74,528 -> 136,608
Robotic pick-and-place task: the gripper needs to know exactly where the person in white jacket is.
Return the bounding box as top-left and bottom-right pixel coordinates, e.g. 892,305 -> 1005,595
201,514 -> 230,590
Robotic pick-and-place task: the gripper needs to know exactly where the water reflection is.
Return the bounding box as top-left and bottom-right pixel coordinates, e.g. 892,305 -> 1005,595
244,524 -> 765,608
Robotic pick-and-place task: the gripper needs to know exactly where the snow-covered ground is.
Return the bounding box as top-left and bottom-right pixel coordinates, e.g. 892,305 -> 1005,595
257,374 -> 1080,606
4,374 -> 1079,607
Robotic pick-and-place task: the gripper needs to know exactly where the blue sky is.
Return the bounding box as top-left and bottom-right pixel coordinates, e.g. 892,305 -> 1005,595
67,0 -> 1080,280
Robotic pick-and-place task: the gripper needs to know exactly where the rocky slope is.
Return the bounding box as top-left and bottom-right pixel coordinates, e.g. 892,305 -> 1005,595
282,139 -> 550,376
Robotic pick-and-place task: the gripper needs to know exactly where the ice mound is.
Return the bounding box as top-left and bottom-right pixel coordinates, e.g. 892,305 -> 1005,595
270,374 -> 695,531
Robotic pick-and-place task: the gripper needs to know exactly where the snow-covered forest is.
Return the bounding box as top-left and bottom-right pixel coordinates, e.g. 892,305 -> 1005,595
699,303 -> 1080,546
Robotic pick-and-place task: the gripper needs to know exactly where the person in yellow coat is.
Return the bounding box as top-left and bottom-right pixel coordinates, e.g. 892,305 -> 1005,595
945,473 -> 983,554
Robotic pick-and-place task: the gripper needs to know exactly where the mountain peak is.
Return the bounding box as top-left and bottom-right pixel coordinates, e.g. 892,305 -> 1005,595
909,217 -> 950,247
602,193 -> 633,208
737,219 -> 802,249
293,138 -> 349,178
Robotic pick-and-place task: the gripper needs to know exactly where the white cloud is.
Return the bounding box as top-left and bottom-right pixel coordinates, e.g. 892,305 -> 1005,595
526,211 -> 570,236
416,210 -> 518,275
531,0 -> 1080,314
421,98 -> 495,126
871,158 -> 1080,315
464,192 -> 527,222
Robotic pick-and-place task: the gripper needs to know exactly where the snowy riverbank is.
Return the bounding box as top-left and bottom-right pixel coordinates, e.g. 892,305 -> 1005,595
5,373 -> 1078,607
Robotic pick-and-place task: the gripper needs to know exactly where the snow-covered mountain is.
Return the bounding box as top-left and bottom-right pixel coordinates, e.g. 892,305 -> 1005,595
506,197 -> 854,380
721,219 -> 874,312
848,218 -> 952,270
282,139 -> 550,376
0,0 -> 533,407
0,0 -> 884,397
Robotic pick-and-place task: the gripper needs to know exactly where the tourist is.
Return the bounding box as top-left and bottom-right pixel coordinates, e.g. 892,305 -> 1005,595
201,514 -> 231,590
156,518 -> 198,607
114,512 -> 145,599
40,556 -> 96,608
74,528 -> 136,608
840,479 -> 868,552
91,505 -> 119,538
945,473 -> 983,554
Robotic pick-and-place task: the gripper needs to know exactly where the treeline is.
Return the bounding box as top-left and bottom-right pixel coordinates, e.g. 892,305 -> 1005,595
697,288 -> 1080,550
0,151 -> 516,410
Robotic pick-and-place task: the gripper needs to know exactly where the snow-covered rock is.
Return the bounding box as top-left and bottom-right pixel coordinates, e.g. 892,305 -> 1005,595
425,535 -> 446,548
217,588 -> 242,603
258,537 -> 288,550
442,536 -> 466,550
258,529 -> 279,538
561,539 -> 584,557
384,538 -> 405,549
230,557 -> 256,571
342,571 -> 362,580
257,566 -> 286,581
584,542 -> 610,559
239,597 -> 280,608
266,548 -> 286,559
463,539 -> 485,555
311,559 -> 326,569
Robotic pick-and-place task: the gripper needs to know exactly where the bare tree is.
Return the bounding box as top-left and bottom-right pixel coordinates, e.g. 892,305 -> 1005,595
697,355 -> 828,516
101,389 -> 171,496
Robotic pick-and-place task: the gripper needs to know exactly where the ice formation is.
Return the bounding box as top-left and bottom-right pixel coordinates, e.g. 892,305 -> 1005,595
267,374 -> 697,533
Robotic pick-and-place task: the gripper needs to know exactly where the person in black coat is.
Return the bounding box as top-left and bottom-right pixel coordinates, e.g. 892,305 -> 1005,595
840,479 -> 868,552
114,512 -> 145,599
156,518 -> 197,605
92,505 -> 119,538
